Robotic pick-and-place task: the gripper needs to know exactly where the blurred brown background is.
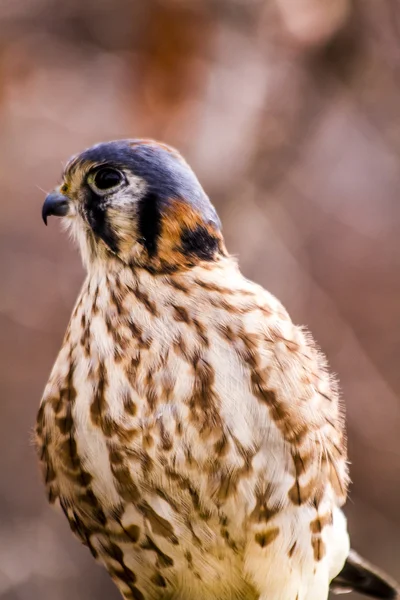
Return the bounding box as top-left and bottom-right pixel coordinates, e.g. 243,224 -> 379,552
0,0 -> 399,598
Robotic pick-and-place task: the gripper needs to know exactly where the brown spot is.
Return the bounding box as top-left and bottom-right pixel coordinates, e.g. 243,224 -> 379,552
141,536 -> 174,567
292,451 -> 313,478
90,362 -> 108,427
59,436 -> 80,470
158,421 -> 173,451
187,519 -> 203,548
139,502 -> 178,544
127,321 -> 149,349
310,512 -> 333,534
112,333 -> 131,361
79,489 -> 107,524
109,287 -> 123,316
193,279 -> 232,294
104,314 -> 113,334
251,379 -> 279,409
219,514 -> 228,526
80,314 -> 91,356
214,434 -> 230,457
175,418 -> 183,436
311,536 -> 326,561
221,527 -> 238,552
104,540 -> 127,562
114,466 -> 141,502
217,323 -> 237,342
141,452 -> 154,476
101,416 -> 118,438
287,425 -> 310,447
133,285 -> 158,316
143,432 -> 154,449
111,504 -> 125,520
162,372 -> 175,402
44,461 -> 56,484
192,317 -> 209,346
255,527 -> 280,548
55,413 -> 73,435
239,288 -> 257,298
109,449 -> 141,503
216,469 -> 240,502
288,541 -> 297,558
109,449 -> 123,464
144,261 -> 181,276
285,339 -> 300,352
239,327 -> 260,351
91,285 -> 99,315
79,488 -> 97,506
247,359 -> 311,445
117,426 -> 139,444
288,478 -> 321,506
124,396 -> 137,417
144,369 -> 158,410
189,354 -> 221,431
164,468 -> 205,516
167,277 -> 190,293
220,526 -> 239,552
172,334 -> 191,361
250,493 -> 281,523
127,587 -> 145,600
47,486 -> 58,504
172,304 -> 190,323
151,573 -> 167,588
155,487 -> 180,512
49,395 -> 64,414
78,469 -> 93,487
125,353 -> 142,384
125,524 -> 140,542
65,508 -> 98,554
188,485 -> 201,511
209,296 -> 240,313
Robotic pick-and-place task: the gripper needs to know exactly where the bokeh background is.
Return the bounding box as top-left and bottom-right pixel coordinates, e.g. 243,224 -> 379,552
1,0 -> 399,598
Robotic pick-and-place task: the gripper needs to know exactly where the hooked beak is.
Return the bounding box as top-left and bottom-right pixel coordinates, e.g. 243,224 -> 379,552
42,192 -> 70,225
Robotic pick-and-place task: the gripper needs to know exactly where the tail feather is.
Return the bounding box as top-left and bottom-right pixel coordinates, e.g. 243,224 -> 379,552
330,550 -> 399,599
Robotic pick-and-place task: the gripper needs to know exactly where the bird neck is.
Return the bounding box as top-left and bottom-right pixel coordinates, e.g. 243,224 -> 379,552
76,253 -> 241,325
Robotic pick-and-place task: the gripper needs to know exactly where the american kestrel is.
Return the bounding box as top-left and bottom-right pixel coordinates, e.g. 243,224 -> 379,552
36,139 -> 398,600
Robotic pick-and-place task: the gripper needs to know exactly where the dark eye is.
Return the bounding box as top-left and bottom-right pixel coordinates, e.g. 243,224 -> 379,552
91,167 -> 123,191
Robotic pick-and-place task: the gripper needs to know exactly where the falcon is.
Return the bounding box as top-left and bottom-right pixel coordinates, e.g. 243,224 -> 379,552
36,139 -> 398,600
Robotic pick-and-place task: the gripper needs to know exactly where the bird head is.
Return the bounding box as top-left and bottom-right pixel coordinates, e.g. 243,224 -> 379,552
42,139 -> 225,272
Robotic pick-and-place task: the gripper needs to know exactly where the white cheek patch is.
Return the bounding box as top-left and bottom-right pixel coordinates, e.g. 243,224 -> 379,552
104,173 -> 147,209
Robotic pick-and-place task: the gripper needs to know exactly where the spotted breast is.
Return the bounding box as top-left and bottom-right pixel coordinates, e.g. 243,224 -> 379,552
35,139 -> 370,600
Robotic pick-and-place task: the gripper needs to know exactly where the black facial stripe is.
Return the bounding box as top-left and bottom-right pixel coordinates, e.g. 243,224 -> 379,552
137,190 -> 162,257
85,189 -> 119,254
180,224 -> 220,261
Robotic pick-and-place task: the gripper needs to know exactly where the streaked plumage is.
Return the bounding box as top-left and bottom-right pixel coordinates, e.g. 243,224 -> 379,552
36,139 -> 399,600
